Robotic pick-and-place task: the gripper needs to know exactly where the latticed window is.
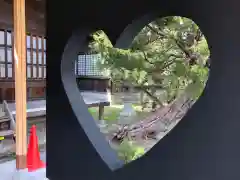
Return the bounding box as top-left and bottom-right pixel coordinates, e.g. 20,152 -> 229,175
0,29 -> 46,79
75,53 -> 109,77
26,34 -> 46,79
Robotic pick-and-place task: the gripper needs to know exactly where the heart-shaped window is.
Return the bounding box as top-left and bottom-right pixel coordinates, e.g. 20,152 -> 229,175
72,16 -> 210,165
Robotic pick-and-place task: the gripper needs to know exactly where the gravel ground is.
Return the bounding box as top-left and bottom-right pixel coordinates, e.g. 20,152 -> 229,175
0,152 -> 47,180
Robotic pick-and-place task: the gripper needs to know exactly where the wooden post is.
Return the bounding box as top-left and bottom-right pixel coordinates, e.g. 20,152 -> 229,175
13,0 -> 27,169
98,105 -> 104,120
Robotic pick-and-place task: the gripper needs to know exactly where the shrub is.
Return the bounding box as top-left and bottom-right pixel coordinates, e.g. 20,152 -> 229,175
117,139 -> 145,163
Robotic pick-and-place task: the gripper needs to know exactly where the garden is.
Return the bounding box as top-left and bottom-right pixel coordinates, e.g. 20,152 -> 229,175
87,16 -> 210,163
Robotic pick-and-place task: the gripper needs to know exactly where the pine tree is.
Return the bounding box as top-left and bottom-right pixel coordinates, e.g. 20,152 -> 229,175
89,16 -> 210,107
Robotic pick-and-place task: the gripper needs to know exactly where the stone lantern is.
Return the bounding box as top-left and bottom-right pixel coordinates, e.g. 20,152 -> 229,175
118,83 -> 136,125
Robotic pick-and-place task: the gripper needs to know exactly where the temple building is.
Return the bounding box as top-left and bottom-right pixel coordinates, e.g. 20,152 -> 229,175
0,0 -> 46,169
0,0 -> 112,170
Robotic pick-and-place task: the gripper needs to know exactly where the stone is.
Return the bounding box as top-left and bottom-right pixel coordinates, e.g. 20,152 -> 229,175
118,94 -> 136,125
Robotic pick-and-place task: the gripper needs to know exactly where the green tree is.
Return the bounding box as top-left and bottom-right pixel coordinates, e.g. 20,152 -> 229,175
89,16 -> 210,107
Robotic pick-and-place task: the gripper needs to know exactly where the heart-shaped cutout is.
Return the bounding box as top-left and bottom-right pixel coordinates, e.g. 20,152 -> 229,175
87,16 -> 210,163
60,15 -> 209,170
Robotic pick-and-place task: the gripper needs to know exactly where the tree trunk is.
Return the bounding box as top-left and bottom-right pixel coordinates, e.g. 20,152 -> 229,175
107,94 -> 194,143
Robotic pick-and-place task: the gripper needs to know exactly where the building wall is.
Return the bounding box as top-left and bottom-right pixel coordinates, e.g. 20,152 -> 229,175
29,87 -> 46,99
0,29 -> 46,102
76,77 -> 110,92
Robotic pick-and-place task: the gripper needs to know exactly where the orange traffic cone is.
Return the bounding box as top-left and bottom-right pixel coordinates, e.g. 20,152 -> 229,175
27,125 -> 45,172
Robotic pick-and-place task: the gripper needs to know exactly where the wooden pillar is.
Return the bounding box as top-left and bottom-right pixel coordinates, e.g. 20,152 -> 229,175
13,0 -> 27,169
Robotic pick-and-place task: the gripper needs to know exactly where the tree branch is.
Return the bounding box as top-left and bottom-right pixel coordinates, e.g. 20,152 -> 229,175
141,88 -> 163,106
146,24 -> 193,61
141,51 -> 154,65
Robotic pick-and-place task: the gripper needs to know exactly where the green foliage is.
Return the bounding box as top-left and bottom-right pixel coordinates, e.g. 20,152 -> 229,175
88,106 -> 121,121
117,139 -> 145,163
89,16 -> 210,105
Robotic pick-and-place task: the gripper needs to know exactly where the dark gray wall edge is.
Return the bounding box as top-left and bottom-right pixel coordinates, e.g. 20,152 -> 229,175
60,29 -> 124,170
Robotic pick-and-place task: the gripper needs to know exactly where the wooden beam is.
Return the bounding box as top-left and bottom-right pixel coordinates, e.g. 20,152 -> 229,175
13,0 -> 27,169
4,30 -> 8,78
11,31 -> 15,80
0,79 -> 46,88
30,34 -> 33,78
36,36 -> 39,78
41,36 -> 44,79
